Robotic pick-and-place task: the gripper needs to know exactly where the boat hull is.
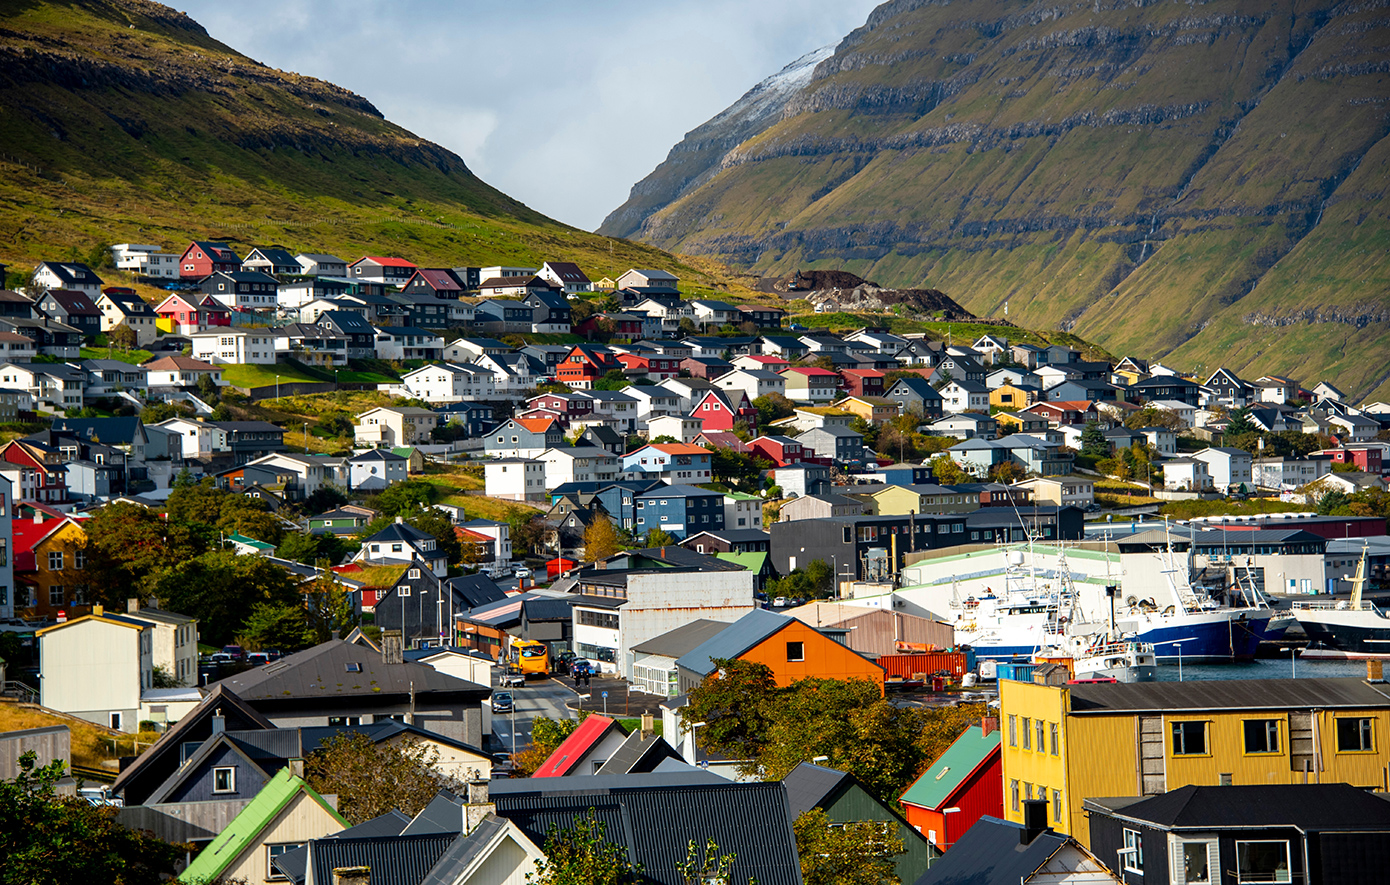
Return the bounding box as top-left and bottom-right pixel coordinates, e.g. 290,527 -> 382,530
1131,612 -> 1276,664
1296,611 -> 1390,659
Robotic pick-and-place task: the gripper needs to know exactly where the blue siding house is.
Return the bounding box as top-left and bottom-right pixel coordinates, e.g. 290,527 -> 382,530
634,484 -> 726,539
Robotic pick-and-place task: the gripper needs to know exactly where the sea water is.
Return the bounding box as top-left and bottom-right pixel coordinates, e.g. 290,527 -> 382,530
1156,656 -> 1370,682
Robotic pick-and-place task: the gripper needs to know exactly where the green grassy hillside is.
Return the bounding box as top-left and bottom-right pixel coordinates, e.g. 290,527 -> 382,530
0,0 -> 721,288
616,0 -> 1390,401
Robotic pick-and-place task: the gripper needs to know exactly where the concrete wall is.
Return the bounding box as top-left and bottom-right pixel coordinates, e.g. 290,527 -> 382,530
619,570 -> 756,681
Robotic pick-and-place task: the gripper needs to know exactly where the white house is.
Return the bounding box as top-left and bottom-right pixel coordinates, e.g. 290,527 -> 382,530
1191,447 -> 1254,492
392,363 -> 496,403
483,458 -> 547,502
647,415 -> 702,444
143,356 -> 224,389
348,449 -> 408,491
724,493 -> 762,530
625,386 -> 683,423
940,380 -> 990,414
354,407 -> 439,448
537,261 -> 592,294
94,291 -> 160,346
32,261 -> 102,296
715,368 -> 785,404
189,330 -> 278,365
444,338 -> 512,362
242,453 -> 349,498
1162,457 -> 1213,491
372,326 -> 444,361
111,244 -> 180,279
690,300 -> 741,328
538,446 -> 619,488
1147,399 -> 1197,428
38,609 -> 153,732
121,600 -> 200,689
1252,456 -> 1333,490
1137,427 -> 1177,456
474,353 -> 539,399
478,266 -> 537,285
295,253 -> 348,277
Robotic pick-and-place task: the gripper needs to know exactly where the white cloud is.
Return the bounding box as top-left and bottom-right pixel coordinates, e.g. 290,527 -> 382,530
178,0 -> 879,230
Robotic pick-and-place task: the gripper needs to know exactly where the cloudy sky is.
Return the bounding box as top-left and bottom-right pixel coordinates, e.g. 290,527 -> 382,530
179,0 -> 880,231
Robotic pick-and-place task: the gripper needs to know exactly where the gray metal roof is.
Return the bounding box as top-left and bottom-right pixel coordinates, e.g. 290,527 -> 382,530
594,729 -> 684,775
493,774 -> 801,885
913,816 -> 1068,885
417,817 -> 509,885
782,762 -> 854,818
1068,677 -> 1390,715
307,833 -> 456,885
630,619 -> 733,658
212,639 -> 489,702
675,609 -> 793,677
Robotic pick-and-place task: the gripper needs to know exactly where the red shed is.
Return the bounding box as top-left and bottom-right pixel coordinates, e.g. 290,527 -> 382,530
900,720 -> 1002,850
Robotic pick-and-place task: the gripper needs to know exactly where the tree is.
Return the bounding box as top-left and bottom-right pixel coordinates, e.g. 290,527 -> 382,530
512,716 -> 579,777
1124,405 -> 1184,432
1079,421 -> 1109,458
677,838 -> 748,885
683,659 -> 779,761
306,732 -> 462,825
1225,407 -> 1257,437
303,571 -> 360,644
794,809 -> 904,885
804,558 -> 834,598
644,527 -> 675,548
83,502 -> 209,602
303,485 -> 350,515
583,518 -> 620,561
276,531 -> 351,567
989,461 -> 1026,483
526,810 -> 642,885
196,372 -> 220,404
151,551 -> 301,646
650,435 -> 680,445
238,602 -> 314,652
408,507 -> 463,567
368,480 -> 437,517
151,666 -> 182,689
0,751 -> 183,884
165,478 -> 228,528
217,496 -> 286,546
752,392 -> 795,428
929,455 -> 970,485
1314,488 -> 1352,516
108,323 -> 138,354
511,514 -> 548,559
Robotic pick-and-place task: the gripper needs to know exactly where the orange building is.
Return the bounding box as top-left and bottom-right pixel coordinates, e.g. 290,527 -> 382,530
675,609 -> 884,694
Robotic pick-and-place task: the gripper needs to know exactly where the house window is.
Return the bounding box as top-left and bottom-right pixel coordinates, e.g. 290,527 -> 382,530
1008,714 -> 1017,747
110,712 -> 122,731
49,586 -> 63,606
1010,779 -> 1019,811
1021,717 -> 1031,750
399,584 -> 411,597
1236,840 -> 1290,884
1050,722 -> 1059,756
1052,788 -> 1062,822
1036,719 -> 1045,751
212,766 -> 236,793
786,641 -> 805,662
1243,719 -> 1280,754
74,549 -> 85,570
1336,717 -> 1374,752
1122,829 -> 1143,874
1181,841 -> 1217,885
1172,721 -> 1208,755
327,716 -> 361,726
408,569 -> 420,579
47,551 -> 63,570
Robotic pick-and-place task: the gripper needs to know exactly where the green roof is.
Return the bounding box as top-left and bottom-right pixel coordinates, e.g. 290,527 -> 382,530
900,725 -> 1000,810
715,551 -> 768,572
180,769 -> 346,883
227,532 -> 275,551
723,491 -> 762,501
390,446 -> 417,458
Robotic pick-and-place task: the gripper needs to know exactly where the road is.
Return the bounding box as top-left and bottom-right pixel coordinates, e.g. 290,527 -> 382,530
490,674 -> 580,757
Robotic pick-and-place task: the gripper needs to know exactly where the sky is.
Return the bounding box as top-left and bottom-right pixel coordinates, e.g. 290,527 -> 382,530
178,0 -> 881,231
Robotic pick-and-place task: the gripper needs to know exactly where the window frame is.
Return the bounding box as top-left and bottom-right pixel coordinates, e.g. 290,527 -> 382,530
1009,778 -> 1020,812
1122,828 -> 1144,874
1008,714 -> 1017,747
1235,839 -> 1291,884
786,641 -> 805,662
1171,720 -> 1209,756
1335,716 -> 1374,753
212,766 -> 236,794
1242,719 -> 1281,755
1022,716 -> 1031,750
1177,839 -> 1218,885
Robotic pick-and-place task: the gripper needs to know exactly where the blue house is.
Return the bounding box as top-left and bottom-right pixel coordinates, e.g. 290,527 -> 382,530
634,484 -> 726,539
435,401 -> 496,437
620,443 -> 714,484
593,480 -> 664,531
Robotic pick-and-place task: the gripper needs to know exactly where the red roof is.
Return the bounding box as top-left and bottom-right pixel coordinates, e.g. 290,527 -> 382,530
413,269 -> 462,290
532,715 -> 621,777
354,256 -> 418,268
12,515 -> 82,570
514,417 -> 558,434
841,368 -> 885,379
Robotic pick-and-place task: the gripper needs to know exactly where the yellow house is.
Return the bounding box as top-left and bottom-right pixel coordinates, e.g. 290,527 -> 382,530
990,383 -> 1037,411
999,676 -> 1390,847
867,483 -> 979,516
16,513 -> 90,620
833,395 -> 900,424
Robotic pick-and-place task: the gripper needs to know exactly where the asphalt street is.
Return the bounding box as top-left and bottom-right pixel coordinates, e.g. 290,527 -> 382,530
489,674 -> 580,757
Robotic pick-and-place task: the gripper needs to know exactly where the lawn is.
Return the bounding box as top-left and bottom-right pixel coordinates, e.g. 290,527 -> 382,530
221,362 -> 327,389
79,346 -> 154,365
0,700 -> 140,770
417,463 -> 542,523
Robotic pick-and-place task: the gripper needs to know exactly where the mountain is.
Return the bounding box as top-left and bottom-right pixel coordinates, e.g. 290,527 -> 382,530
611,0 -> 1390,402
0,0 -> 700,284
599,44 -> 834,240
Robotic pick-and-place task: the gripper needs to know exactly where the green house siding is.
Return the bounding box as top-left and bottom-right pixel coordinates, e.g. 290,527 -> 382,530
824,784 -> 937,883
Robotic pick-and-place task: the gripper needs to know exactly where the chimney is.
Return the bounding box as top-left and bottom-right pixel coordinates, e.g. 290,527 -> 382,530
465,777 -> 494,834
1369,660 -> 1384,683
93,603 -> 104,617
382,630 -> 403,665
395,515 -> 404,524
127,598 -> 140,614
1021,799 -> 1048,845
981,716 -> 998,737
641,713 -> 654,737
212,707 -> 225,734
331,868 -> 370,885
289,758 -> 304,779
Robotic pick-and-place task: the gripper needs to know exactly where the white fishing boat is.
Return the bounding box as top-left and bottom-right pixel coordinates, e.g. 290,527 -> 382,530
1294,545 -> 1390,659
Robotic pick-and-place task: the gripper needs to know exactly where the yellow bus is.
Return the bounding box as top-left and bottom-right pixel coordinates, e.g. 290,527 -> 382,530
509,639 -> 550,677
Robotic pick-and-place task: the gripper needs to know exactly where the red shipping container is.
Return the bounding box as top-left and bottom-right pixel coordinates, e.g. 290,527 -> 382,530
878,651 -> 967,679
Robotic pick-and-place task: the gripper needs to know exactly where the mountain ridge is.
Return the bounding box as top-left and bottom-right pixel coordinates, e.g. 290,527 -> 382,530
608,0 -> 1390,401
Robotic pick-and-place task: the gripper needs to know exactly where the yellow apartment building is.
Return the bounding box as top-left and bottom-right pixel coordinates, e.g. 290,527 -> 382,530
999,675 -> 1390,847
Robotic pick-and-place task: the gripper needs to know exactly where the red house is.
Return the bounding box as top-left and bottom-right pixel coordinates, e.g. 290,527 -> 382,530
616,352 -> 680,380
1318,445 -> 1383,474
575,312 -> 643,338
155,294 -> 230,334
899,720 -> 1002,850
525,392 -> 595,422
177,241 -> 242,280
746,435 -> 806,467
556,345 -> 622,389
840,368 -> 886,398
0,439 -> 69,503
1020,400 -> 1098,426
690,389 -> 755,432
693,430 -> 750,454
532,715 -> 627,777
401,268 -> 464,299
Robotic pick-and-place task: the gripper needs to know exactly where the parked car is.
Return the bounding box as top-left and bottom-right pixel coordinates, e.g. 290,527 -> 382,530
499,669 -> 525,688
492,691 -> 514,714
207,653 -> 234,664
219,645 -> 246,661
78,786 -> 123,807
773,596 -> 788,607
513,566 -> 532,579
247,652 -> 271,666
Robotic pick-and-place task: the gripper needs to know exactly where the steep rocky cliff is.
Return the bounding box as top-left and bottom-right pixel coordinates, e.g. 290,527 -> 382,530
614,0 -> 1390,401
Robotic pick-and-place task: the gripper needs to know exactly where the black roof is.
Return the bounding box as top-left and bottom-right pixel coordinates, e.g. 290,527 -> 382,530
914,816 -> 1068,885
306,833 -> 456,885
782,761 -> 855,818
212,639 -> 489,705
492,772 -> 802,885
447,574 -> 506,610
1084,784 -> 1390,831
271,810 -> 412,882
595,729 -> 684,775
1068,677 -> 1390,714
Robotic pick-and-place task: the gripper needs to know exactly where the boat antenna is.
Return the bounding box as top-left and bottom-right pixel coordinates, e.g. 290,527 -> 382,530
1350,541 -> 1369,610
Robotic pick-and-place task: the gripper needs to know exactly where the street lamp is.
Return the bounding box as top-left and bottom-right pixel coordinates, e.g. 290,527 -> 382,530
275,374 -> 280,402
1175,642 -> 1182,682
942,807 -> 962,850
1291,646 -> 1297,679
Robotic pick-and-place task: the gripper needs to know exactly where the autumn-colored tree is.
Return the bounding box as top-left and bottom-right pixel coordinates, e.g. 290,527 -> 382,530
794,809 -> 904,885
644,527 -> 675,549
683,659 -> 779,762
512,716 -> 580,777
306,732 -> 462,824
929,455 -> 970,485
108,322 -> 138,353
83,501 -> 210,602
989,461 -> 1026,483
583,518 -> 620,561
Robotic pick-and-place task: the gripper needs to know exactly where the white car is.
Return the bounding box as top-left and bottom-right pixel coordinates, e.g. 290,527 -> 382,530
513,566 -> 532,579
774,596 -> 788,607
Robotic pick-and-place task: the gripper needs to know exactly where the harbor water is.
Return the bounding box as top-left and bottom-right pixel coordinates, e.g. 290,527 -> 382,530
1155,656 -> 1371,682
